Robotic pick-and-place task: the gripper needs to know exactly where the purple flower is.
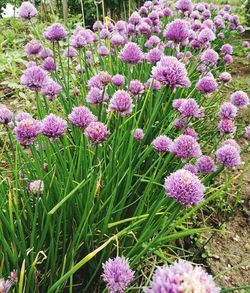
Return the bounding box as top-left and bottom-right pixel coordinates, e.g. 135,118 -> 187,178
152,56 -> 190,90
129,11 -> 142,25
198,28 -> 216,43
200,49 -> 219,66
219,72 -> 232,83
164,19 -> 189,43
87,74 -> 102,89
242,41 -> 250,48
0,105 -> 13,124
129,80 -> 144,98
230,91 -> 249,108
99,71 -> 111,86
134,128 -> 144,141
25,40 -> 42,55
93,20 -> 103,31
173,99 -> 185,110
145,79 -> 161,91
179,99 -> 199,117
108,90 -> 134,116
38,47 -> 53,59
196,155 -> 216,174
221,44 -> 233,54
171,134 -> 202,161
174,116 -> 188,130
110,34 -> 126,47
216,144 -> 241,167
164,169 -> 205,206
184,127 -> 198,140
19,1 -> 37,19
98,45 -> 109,57
68,106 -> 97,129
42,57 -> 56,72
223,54 -> 233,63
44,23 -> 67,41
152,135 -> 173,153
175,0 -> 193,14
21,66 -> 48,91
27,180 -> 44,195
102,256 -> 134,293
119,42 -> 143,64
86,87 -> 109,106
245,125 -> 250,139
112,74 -> 125,87
41,78 -> 62,100
41,114 -> 67,138
196,75 -> 217,95
145,48 -> 163,64
15,118 -> 41,146
15,111 -> 32,123
183,163 -> 198,174
221,139 -> 241,151
70,28 -> 94,49
218,119 -> 236,135
145,260 -> 220,292
0,278 -> 12,293
219,102 -> 237,119
63,46 -> 77,58
85,121 -> 110,145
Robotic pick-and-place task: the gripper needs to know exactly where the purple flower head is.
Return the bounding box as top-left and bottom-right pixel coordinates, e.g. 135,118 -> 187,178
15,118 -> 41,146
200,49 -> 219,66
41,78 -> 62,100
63,46 -> 77,58
133,128 -> 144,141
223,54 -> 233,63
0,278 -> 12,293
112,74 -> 125,87
25,40 -> 42,55
184,127 -> 198,140
183,163 -> 198,174
171,134 -> 202,161
42,57 -> 56,72
145,36 -> 161,49
38,47 -> 53,59
179,99 -> 199,117
174,116 -> 188,130
245,125 -> 250,139
216,144 -> 241,167
87,74 -> 102,89
198,28 -> 215,43
41,114 -> 67,138
119,42 -> 143,64
230,91 -> 249,108
28,180 -> 44,195
129,80 -> 144,98
115,20 -> 127,33
173,99 -> 185,110
163,7 -> 173,17
164,170 -> 205,206
44,23 -> 67,41
175,0 -> 193,14
242,41 -> 250,48
68,106 -> 97,129
10,270 -> 18,284
86,87 -> 109,106
100,29 -> 110,39
129,12 -> 142,25
21,66 -> 48,91
76,65 -> 85,74
19,1 -> 37,19
152,135 -> 173,153
102,256 -> 134,293
0,105 -> 13,124
218,119 -> 236,135
164,19 -> 189,43
145,48 -> 163,64
70,28 -> 93,48
219,102 -> 237,119
221,44 -> 233,55
152,56 -> 191,90
93,20 -> 103,31
145,78 -> 162,91
196,155 -> 216,174
145,260 -> 220,292
247,54 -> 250,60
15,111 -> 32,123
219,72 -> 232,83
110,34 -> 126,47
26,61 -> 36,68
221,139 -> 241,151
85,121 -> 110,145
98,45 -> 109,57
196,74 -> 217,95
108,90 -> 133,116
99,71 -> 111,86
